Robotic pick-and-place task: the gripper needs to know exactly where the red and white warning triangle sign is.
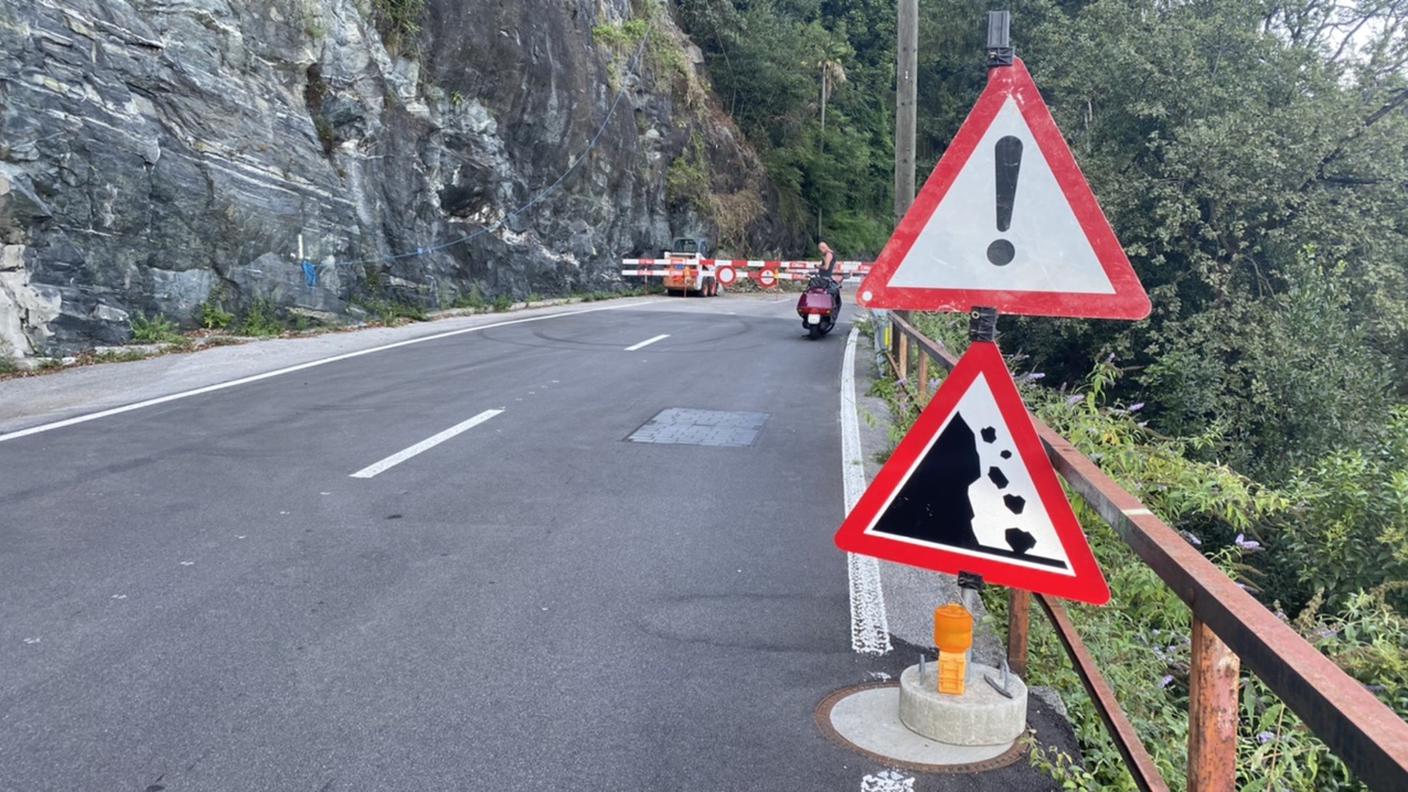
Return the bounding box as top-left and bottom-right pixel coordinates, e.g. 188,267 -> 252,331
858,58 -> 1149,320
835,341 -> 1110,604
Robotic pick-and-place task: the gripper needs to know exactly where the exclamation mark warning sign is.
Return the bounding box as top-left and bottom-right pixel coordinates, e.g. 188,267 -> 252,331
861,57 -> 1151,319
986,135 -> 1022,267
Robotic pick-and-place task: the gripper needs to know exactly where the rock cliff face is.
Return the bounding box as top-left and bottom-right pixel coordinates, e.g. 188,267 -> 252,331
0,0 -> 795,358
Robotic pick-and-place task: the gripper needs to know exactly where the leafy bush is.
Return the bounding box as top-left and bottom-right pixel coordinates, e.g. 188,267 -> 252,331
452,289 -> 488,311
1268,410 -> 1408,614
0,355 -> 17,375
129,312 -> 184,344
236,300 -> 284,337
198,301 -> 234,330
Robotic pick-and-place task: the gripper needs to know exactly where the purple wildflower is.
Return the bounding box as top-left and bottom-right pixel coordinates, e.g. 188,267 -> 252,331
1127,402 -> 1144,413
1023,372 -> 1047,382
1159,675 -> 1174,689
1183,531 -> 1202,546
1234,534 -> 1262,551
1256,731 -> 1276,745
1067,394 -> 1084,405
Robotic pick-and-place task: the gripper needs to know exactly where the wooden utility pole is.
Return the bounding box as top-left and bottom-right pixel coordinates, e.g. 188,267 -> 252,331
895,0 -> 918,221
891,0 -> 918,357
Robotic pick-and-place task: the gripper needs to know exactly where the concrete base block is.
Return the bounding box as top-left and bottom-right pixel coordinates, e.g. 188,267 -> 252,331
899,661 -> 1027,746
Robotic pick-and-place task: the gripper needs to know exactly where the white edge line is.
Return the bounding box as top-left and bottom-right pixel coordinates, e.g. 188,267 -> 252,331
624,333 -> 670,352
350,409 -> 503,479
841,324 -> 891,655
0,302 -> 647,444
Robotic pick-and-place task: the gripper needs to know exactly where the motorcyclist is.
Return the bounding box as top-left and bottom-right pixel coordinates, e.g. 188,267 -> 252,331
817,241 -> 842,312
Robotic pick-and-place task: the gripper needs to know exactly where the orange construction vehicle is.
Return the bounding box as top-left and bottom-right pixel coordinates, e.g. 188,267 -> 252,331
662,237 -> 719,297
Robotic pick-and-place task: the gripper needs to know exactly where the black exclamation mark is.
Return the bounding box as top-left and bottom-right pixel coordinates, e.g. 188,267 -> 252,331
986,135 -> 1023,266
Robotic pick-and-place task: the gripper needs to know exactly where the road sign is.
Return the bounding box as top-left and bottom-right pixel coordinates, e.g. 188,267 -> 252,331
753,266 -> 778,289
716,265 -> 737,287
834,340 -> 1110,604
857,57 -> 1149,320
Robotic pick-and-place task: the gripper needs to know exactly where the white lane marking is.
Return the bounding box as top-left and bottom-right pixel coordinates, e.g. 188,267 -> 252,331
861,770 -> 915,792
841,325 -> 891,655
23,638 -> 41,645
0,302 -> 649,444
350,409 -> 502,479
625,333 -> 670,351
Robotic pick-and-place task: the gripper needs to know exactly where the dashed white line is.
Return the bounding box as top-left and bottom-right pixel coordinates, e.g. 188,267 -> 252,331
841,325 -> 891,655
350,409 -> 503,479
0,302 -> 647,444
625,333 -> 670,351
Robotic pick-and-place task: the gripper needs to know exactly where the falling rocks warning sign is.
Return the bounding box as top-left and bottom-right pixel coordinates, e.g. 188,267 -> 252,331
835,340 -> 1110,604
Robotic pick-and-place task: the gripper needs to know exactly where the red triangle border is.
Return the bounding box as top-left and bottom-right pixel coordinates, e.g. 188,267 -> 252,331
835,341 -> 1111,605
858,58 -> 1150,320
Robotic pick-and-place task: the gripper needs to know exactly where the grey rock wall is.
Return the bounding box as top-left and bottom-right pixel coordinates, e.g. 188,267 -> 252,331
0,0 -> 795,358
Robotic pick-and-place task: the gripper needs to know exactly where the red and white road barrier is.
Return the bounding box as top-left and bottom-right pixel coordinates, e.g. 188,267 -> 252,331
623,258 -> 871,272
621,258 -> 873,289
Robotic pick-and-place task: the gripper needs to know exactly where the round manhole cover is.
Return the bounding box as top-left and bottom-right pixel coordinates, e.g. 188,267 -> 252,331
815,682 -> 1027,774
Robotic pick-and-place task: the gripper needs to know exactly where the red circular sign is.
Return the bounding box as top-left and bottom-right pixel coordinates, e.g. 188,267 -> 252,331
716,265 -> 736,286
756,268 -> 778,289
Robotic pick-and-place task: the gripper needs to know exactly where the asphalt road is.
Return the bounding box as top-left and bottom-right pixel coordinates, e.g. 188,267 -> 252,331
0,295 -> 1070,791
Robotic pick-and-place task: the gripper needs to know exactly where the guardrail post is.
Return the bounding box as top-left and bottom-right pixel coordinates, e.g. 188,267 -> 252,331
1189,617 -> 1240,792
1007,589 -> 1030,677
897,332 -> 909,382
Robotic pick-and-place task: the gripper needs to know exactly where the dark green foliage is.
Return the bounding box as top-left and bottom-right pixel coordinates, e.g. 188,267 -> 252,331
677,0 -> 897,254
681,0 -> 1408,488
876,334 -> 1408,788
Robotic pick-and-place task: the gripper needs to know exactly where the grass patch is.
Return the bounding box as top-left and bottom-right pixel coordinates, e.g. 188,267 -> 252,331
352,297 -> 428,326
0,354 -> 17,375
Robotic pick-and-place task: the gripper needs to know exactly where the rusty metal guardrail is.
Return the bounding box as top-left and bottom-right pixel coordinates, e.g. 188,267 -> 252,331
884,312 -> 1408,791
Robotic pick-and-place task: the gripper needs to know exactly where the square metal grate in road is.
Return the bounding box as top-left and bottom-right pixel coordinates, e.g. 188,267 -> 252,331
627,408 -> 769,448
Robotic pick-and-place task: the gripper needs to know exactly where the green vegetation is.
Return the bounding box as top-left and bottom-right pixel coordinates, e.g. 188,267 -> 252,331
872,319 -> 1408,789
593,3 -> 696,99
367,0 -> 425,54
235,299 -> 285,337
198,300 -> 234,331
0,354 -> 17,375
128,312 -> 184,344
693,5 -> 1407,781
666,133 -> 712,216
677,0 -> 899,253
352,297 -> 428,326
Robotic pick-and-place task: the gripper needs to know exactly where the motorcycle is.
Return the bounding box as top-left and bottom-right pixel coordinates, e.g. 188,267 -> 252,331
797,272 -> 840,339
